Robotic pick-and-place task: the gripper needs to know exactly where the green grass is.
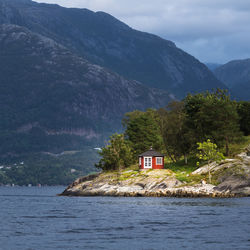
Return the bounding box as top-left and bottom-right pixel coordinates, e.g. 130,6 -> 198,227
227,135 -> 250,156
165,157 -> 203,184
166,157 -> 198,173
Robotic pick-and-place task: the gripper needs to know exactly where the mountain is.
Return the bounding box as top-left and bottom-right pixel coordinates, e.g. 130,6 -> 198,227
0,23 -> 174,185
0,0 -> 227,184
214,59 -> 250,88
0,0 -> 225,98
0,24 -> 172,154
214,59 -> 250,100
231,81 -> 250,101
205,63 -> 222,72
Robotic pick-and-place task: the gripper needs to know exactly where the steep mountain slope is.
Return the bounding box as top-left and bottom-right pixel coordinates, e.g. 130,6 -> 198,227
0,24 -> 172,155
214,59 -> 250,100
214,59 -> 250,88
0,0 -> 225,98
205,63 -> 222,72
231,81 -> 250,101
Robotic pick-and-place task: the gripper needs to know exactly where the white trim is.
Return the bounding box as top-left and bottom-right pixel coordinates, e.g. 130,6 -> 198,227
139,157 -> 141,166
156,157 -> 163,165
144,157 -> 152,169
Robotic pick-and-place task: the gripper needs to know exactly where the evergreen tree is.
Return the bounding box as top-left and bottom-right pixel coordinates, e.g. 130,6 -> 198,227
124,109 -> 163,156
184,89 -> 242,155
158,101 -> 192,163
237,101 -> 250,136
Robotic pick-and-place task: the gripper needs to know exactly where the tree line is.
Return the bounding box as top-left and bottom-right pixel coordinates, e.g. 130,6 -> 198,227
96,89 -> 250,171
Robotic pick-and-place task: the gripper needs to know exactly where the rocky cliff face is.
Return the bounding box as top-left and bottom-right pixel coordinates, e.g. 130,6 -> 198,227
0,24 -> 172,154
0,0 -> 225,98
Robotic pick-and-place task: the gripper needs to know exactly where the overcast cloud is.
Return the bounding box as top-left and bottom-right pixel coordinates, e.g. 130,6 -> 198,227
35,0 -> 250,63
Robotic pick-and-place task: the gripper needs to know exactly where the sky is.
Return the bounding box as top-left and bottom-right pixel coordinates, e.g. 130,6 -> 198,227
35,0 -> 250,64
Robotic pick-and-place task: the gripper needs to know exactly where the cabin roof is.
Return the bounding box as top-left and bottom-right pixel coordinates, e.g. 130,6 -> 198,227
139,148 -> 164,157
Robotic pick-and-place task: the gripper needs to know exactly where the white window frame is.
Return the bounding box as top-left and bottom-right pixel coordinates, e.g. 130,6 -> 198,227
156,157 -> 163,165
144,157 -> 152,169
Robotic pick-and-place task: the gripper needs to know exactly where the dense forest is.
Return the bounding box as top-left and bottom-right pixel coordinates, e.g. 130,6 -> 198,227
96,89 -> 250,171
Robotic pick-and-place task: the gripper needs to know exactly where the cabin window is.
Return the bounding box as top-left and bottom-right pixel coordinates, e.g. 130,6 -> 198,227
156,157 -> 163,165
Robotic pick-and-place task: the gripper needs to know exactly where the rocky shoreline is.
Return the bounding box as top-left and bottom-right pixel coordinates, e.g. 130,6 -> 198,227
61,180 -> 236,198
60,149 -> 250,198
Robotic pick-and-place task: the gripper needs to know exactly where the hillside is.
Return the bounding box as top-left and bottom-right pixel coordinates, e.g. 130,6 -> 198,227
214,59 -> 250,100
0,0 -> 225,98
0,23 -> 174,185
214,59 -> 250,88
0,24 -> 173,154
0,0 -> 229,185
231,81 -> 250,101
205,63 -> 222,71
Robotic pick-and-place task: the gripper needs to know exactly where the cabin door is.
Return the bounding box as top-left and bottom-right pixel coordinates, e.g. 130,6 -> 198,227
144,157 -> 152,169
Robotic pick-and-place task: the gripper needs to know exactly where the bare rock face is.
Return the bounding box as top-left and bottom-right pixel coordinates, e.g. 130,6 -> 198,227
214,152 -> 250,196
192,149 -> 250,196
60,169 -> 235,198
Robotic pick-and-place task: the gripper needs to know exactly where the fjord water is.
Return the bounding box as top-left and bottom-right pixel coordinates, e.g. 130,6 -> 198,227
0,187 -> 250,250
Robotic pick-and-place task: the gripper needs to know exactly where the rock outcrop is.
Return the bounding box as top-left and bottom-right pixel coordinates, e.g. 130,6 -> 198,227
61,148 -> 250,198
61,169 -> 235,198
192,151 -> 250,196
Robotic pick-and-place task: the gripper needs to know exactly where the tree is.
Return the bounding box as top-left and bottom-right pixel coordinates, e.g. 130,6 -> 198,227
237,101 -> 250,136
158,101 -> 192,164
95,134 -> 134,171
197,139 -> 225,183
184,89 -> 242,155
124,109 -> 164,156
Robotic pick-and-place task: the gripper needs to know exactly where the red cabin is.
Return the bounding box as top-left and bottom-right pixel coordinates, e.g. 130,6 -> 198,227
138,147 -> 164,170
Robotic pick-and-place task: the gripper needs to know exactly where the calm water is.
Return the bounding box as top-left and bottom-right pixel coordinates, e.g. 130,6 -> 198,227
0,187 -> 250,250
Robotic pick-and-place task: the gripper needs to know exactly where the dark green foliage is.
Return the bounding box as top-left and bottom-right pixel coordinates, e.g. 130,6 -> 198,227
158,101 -> 192,163
95,134 -> 133,171
124,109 -> 164,156
237,101 -> 250,135
184,89 -> 242,155
94,89 -> 249,171
0,148 -> 100,185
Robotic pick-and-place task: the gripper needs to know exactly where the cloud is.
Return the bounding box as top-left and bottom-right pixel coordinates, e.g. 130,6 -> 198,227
34,0 -> 250,63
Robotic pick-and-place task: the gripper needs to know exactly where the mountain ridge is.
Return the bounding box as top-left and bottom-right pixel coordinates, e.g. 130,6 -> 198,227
0,0 -> 225,98
214,58 -> 250,100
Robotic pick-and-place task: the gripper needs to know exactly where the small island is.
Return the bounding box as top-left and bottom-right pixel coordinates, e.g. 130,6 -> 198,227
61,147 -> 250,198
61,90 -> 250,198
